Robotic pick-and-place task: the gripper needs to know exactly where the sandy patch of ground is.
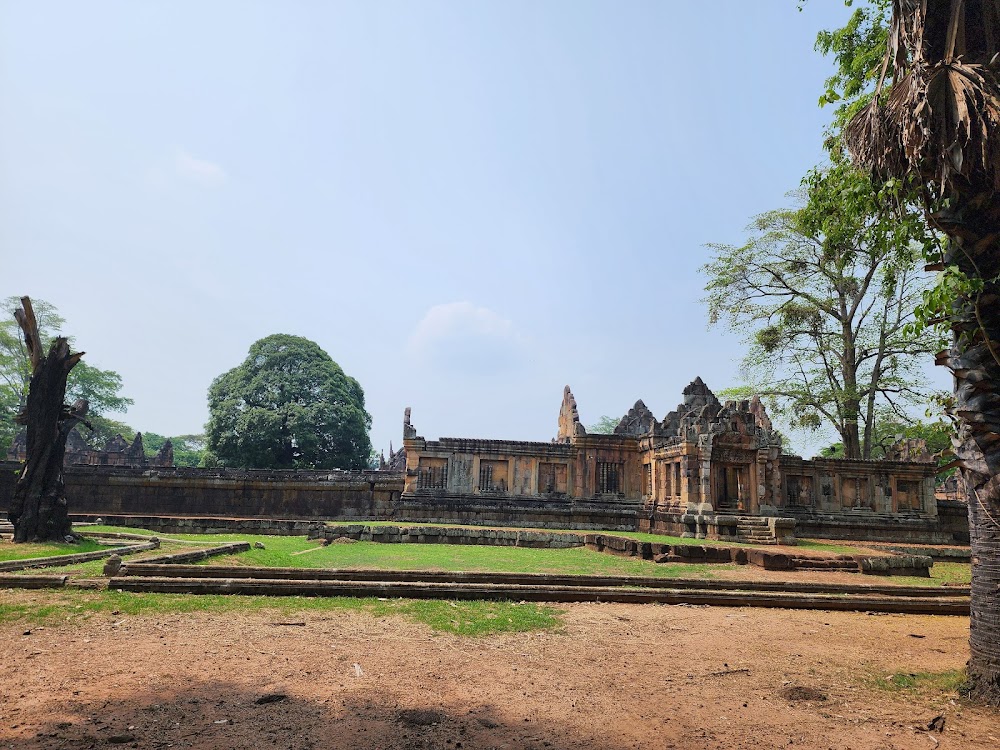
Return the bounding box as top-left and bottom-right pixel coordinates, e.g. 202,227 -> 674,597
0,597 -> 995,749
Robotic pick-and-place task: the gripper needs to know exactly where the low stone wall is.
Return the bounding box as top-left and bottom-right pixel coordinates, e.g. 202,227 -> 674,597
0,539 -> 160,572
935,500 -> 971,544
640,506 -> 964,546
388,494 -> 638,531
584,533 -> 933,576
0,462 -> 401,520
316,524 -> 584,548
864,543 -> 971,562
788,511 -> 963,545
72,514 -> 327,536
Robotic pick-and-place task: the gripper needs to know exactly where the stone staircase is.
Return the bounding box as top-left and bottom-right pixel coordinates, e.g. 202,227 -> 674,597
735,517 -> 779,545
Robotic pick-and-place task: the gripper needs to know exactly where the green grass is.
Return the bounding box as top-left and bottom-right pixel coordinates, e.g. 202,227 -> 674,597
871,669 -> 967,696
76,525 -> 729,579
0,588 -> 562,636
72,525 -> 970,586
203,538 -> 727,579
0,538 -> 109,562
24,540 -> 211,576
80,522 -> 882,556
931,562 -> 973,585
796,539 -> 882,555
861,561 -> 972,588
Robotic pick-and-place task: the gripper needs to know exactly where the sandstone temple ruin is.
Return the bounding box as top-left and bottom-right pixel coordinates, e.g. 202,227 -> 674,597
6,429 -> 174,469
0,378 -> 965,545
402,378 -> 956,544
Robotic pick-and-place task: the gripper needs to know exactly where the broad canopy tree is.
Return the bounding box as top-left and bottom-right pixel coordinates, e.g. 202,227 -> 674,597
206,334 -> 372,470
704,162 -> 939,459
587,415 -> 621,435
843,0 -> 1000,705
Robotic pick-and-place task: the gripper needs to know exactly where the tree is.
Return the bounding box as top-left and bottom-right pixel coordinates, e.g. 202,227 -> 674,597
704,161 -> 939,459
821,415 -> 952,461
843,0 -> 1000,705
0,296 -> 132,453
206,334 -> 372,470
587,415 -> 620,434
142,432 -> 207,467
7,298 -> 90,542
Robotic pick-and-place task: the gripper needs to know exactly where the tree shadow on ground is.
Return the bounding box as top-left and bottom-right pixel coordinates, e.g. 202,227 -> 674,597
2,678 -> 619,750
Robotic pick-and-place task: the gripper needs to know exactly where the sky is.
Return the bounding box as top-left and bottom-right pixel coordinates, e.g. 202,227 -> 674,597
0,1 -> 951,457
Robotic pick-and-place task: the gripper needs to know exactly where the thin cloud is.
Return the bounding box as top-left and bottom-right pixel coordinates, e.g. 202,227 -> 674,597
174,148 -> 228,187
407,301 -> 526,374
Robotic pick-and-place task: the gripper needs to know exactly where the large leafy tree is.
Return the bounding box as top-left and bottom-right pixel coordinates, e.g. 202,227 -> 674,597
587,415 -> 620,435
704,161 -> 939,459
838,0 -> 1000,705
142,432 -> 207,467
821,414 -> 952,459
1,297 -> 132,454
206,334 -> 372,470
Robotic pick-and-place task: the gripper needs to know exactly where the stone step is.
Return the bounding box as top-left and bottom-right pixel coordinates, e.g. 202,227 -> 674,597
793,561 -> 858,571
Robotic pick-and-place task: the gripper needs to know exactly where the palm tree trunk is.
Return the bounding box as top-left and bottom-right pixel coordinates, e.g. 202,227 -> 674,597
934,195 -> 1000,705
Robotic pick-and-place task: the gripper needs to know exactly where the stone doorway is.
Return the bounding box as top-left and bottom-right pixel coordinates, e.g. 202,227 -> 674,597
715,464 -> 750,512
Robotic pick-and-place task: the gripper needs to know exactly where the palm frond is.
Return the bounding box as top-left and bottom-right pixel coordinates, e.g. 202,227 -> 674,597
845,0 -> 1000,197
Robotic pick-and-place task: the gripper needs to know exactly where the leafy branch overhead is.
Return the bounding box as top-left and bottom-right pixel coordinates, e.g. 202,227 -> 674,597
703,161 -> 940,459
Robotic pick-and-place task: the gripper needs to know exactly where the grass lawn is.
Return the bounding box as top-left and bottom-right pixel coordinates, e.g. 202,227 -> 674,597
0,588 -> 562,636
925,562 -> 972,586
209,538 -> 727,579
0,538 -> 110,563
795,539 -> 884,555
77,525 -> 728,579
64,524 -> 972,586
21,540 -> 212,576
83,521 -> 886,555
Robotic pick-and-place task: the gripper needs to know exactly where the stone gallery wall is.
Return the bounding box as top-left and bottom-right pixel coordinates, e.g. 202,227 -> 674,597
0,462 -> 402,521
0,461 -> 638,530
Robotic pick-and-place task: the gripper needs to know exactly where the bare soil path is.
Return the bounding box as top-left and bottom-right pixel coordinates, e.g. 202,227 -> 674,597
1,597 -> 996,750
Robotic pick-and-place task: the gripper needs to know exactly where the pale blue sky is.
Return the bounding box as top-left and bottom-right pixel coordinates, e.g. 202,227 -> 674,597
0,1 -> 950,455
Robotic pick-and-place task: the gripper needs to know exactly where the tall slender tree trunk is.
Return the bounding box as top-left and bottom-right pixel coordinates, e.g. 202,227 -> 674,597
841,317 -> 863,459
934,195 -> 1000,704
7,297 -> 88,543
841,422 -> 862,460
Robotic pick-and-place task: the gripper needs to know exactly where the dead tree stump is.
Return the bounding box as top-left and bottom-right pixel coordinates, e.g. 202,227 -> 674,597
8,297 -> 91,542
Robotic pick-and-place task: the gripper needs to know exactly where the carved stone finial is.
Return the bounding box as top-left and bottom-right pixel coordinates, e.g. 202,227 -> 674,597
615,399 -> 657,436
125,432 -> 147,466
403,407 -> 417,439
105,434 -> 129,453
557,386 -> 585,442
155,439 -> 174,467
748,395 -> 773,432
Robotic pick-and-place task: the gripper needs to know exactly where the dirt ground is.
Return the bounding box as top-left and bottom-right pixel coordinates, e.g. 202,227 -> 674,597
1,598 -> 996,750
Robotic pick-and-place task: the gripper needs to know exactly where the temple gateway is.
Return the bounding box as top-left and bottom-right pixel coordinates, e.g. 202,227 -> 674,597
401,378 -> 958,544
